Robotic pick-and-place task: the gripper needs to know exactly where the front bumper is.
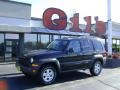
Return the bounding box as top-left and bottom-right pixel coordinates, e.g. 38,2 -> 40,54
16,63 -> 40,76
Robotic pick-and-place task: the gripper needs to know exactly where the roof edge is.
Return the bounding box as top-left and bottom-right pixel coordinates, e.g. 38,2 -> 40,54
0,0 -> 31,6
31,17 -> 42,21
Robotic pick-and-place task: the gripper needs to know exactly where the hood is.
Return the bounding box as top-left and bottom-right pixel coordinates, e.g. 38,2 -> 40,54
24,49 -> 64,59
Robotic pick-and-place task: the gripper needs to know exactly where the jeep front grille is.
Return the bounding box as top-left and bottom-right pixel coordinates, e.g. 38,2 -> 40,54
18,57 -> 31,67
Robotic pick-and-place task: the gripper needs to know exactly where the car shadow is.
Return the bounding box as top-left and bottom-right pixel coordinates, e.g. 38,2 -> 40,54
0,71 -> 91,90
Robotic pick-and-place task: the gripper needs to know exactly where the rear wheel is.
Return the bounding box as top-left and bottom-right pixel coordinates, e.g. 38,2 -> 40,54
38,65 -> 57,85
90,61 -> 102,76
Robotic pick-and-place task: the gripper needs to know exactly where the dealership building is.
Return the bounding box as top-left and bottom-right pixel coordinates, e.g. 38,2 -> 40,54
0,0 -> 120,62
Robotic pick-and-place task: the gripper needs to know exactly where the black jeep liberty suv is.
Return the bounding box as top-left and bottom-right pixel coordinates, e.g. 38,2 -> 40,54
17,36 -> 106,85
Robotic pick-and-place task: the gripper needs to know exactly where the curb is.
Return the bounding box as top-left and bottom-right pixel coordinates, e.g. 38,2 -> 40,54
0,62 -> 16,65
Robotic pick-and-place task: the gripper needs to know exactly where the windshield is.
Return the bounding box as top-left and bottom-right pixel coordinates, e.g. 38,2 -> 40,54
47,40 -> 68,51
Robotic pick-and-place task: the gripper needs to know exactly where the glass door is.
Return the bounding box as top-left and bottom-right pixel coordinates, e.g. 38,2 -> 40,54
5,39 -> 19,61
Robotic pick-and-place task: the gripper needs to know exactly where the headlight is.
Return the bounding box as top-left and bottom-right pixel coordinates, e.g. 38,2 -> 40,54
30,58 -> 34,63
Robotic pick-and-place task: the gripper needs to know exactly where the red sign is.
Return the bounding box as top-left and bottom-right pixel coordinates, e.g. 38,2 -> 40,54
69,13 -> 82,32
43,8 -> 67,30
43,8 -> 106,36
95,17 -> 106,36
84,16 -> 93,33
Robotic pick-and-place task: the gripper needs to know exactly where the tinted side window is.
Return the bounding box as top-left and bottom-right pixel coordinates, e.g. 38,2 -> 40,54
80,38 -> 94,52
92,39 -> 103,52
67,40 -> 81,53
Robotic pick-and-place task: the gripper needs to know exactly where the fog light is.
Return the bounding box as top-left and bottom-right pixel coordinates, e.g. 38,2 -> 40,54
32,64 -> 39,67
32,70 -> 36,73
30,58 -> 34,63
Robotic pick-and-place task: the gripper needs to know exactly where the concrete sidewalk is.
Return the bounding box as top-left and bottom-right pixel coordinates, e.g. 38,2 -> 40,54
0,62 -> 21,76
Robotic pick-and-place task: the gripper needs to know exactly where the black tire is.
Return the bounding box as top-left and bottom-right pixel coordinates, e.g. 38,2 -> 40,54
38,65 -> 57,85
90,60 -> 102,76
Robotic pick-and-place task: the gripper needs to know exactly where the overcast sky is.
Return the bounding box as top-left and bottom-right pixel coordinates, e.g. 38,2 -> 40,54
11,0 -> 120,23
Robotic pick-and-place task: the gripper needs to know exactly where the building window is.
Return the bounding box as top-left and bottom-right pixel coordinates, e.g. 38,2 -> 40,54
38,34 -> 50,49
112,39 -> 116,44
112,39 -> 120,53
0,33 -> 5,62
61,35 -> 70,39
53,35 -> 60,40
24,34 -> 37,51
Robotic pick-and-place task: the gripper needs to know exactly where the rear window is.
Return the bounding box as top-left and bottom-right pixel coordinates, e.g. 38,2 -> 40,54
92,39 -> 104,52
80,38 -> 94,52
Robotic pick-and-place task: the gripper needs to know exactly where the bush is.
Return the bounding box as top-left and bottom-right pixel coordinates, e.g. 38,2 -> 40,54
112,53 -> 120,59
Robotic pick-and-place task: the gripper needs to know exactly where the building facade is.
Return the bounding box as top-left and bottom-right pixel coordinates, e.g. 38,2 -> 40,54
0,0 -> 120,62
0,0 -> 31,62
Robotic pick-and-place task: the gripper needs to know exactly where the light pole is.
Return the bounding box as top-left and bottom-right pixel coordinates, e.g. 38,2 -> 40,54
107,0 -> 112,54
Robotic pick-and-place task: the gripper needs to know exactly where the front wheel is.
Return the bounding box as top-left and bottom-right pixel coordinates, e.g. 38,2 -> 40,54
38,65 -> 57,85
90,61 -> 102,76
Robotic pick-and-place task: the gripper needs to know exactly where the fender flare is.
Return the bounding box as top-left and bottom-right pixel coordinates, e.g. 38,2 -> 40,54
39,58 -> 61,73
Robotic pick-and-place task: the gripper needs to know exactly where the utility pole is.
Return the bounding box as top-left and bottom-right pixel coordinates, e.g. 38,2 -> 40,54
107,0 -> 112,54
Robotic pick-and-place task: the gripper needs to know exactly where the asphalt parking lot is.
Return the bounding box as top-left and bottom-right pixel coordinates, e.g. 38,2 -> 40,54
0,63 -> 120,90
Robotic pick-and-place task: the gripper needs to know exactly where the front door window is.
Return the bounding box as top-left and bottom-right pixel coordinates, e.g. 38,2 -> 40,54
67,40 -> 81,54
